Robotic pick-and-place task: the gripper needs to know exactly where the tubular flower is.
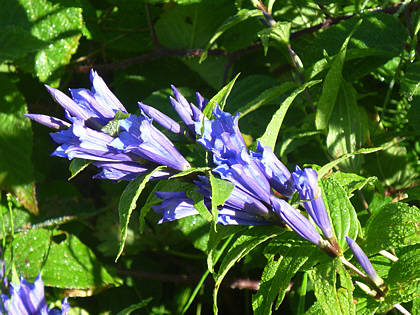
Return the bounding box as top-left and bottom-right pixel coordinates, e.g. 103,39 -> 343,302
270,196 -> 323,247
110,115 -> 191,171
250,142 -> 295,198
169,85 -> 208,136
346,237 -> 384,287
26,70 -> 189,180
1,275 -> 70,315
292,166 -> 334,240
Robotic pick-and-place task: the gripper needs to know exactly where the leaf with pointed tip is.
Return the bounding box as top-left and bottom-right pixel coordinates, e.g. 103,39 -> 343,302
259,80 -> 320,149
116,166 -> 166,262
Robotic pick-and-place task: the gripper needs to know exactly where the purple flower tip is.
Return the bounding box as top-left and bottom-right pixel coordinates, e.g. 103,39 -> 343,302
346,236 -> 383,286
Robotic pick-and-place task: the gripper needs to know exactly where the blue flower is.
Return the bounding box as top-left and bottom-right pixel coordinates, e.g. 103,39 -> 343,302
139,102 -> 184,135
110,115 -> 191,171
169,86 -> 208,136
250,142 -> 295,198
271,196 -> 323,246
1,275 -> 70,315
346,237 -> 384,287
292,167 -> 334,240
27,70 -> 190,180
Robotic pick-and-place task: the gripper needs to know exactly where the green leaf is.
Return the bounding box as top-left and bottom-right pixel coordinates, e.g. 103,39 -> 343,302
101,111 -> 131,137
116,166 -> 166,262
155,3 -> 231,50
364,203 -> 420,254
328,172 -> 377,197
5,228 -> 119,289
200,9 -> 263,62
259,80 -> 321,149
0,75 -> 37,215
209,173 -> 235,229
235,81 -> 297,117
321,177 -> 359,249
309,260 -> 354,315
386,245 -> 420,304
68,159 -> 91,180
326,82 -> 369,172
116,298 -> 153,315
207,225 -> 247,273
0,25 -> 46,62
318,144 -> 390,178
315,19 -> 362,130
6,0 -> 83,85
169,167 -> 210,179
213,226 -> 277,314
186,188 -> 212,222
203,73 -> 240,119
252,237 -> 317,315
258,22 -> 291,56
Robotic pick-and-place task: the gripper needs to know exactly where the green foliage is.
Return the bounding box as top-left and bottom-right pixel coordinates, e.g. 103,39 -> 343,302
1,0 -> 419,313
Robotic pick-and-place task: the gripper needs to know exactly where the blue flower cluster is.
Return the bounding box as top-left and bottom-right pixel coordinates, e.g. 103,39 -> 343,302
27,71 -> 337,251
1,251 -> 70,314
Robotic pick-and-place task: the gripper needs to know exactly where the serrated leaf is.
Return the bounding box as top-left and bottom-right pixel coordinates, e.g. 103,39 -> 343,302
328,172 -> 377,197
0,75 -> 37,215
68,159 -> 90,180
200,9 -> 263,62
315,20 -> 362,130
309,260 -> 354,315
252,238 -> 317,315
5,228 -> 118,289
213,226 -> 277,314
386,245 -> 420,304
320,177 -> 359,249
209,173 -> 235,229
326,81 -> 369,172
259,80 -> 321,149
364,203 -> 420,255
116,166 -> 166,262
203,73 -> 240,119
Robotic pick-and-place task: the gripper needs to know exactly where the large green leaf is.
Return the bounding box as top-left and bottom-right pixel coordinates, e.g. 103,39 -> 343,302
252,233 -> 318,315
309,259 -> 355,315
213,226 -> 277,314
326,82 -> 369,172
315,20 -> 361,130
386,245 -> 420,304
364,203 -> 420,254
116,166 -> 166,261
0,75 -> 37,215
1,0 -> 83,85
0,25 -> 46,62
328,172 -> 377,197
259,80 -> 320,149
320,177 -> 359,250
200,9 -> 263,62
156,4 -> 232,49
5,228 -> 119,289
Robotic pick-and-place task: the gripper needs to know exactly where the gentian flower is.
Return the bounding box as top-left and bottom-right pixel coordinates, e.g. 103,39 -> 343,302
270,196 -> 323,247
139,102 -> 184,135
26,70 -> 189,180
250,143 -> 295,198
292,167 -> 334,240
169,86 -> 208,136
110,115 -> 191,171
1,275 -> 70,315
1,249 -> 70,315
346,236 -> 384,287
